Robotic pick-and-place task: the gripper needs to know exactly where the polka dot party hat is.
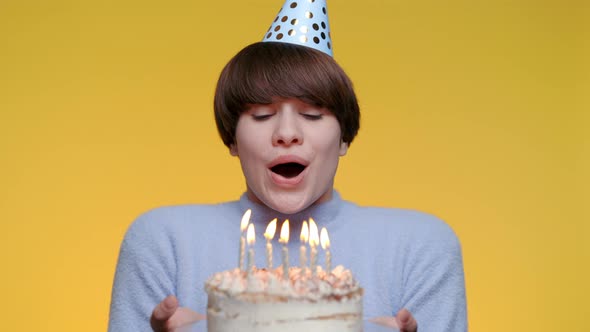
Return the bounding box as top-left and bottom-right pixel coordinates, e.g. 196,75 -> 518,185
262,0 -> 333,57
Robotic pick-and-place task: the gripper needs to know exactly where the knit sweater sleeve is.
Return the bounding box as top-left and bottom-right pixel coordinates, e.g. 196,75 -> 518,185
400,215 -> 467,332
108,209 -> 177,331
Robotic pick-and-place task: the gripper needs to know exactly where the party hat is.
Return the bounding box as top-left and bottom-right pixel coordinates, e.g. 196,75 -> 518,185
262,0 -> 333,57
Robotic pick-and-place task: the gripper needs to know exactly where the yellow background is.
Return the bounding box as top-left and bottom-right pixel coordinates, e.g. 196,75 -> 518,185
0,0 -> 587,330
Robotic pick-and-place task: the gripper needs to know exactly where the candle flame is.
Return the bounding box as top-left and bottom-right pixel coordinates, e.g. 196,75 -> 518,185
320,227 -> 330,249
279,219 -> 290,244
309,217 -> 319,247
246,223 -> 255,245
240,209 -> 252,232
264,218 -> 277,240
300,220 -> 309,243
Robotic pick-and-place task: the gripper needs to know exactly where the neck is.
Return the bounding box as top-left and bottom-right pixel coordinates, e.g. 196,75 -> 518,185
238,190 -> 343,231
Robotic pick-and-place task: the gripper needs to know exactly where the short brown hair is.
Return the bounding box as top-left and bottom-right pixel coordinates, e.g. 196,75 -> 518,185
214,42 -> 360,147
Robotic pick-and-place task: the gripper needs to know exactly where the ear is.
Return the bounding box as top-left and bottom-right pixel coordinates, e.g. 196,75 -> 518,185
339,141 -> 349,156
229,144 -> 238,157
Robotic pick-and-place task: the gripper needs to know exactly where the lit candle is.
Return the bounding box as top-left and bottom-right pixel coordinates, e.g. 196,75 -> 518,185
300,221 -> 309,276
264,218 -> 277,269
308,217 -> 319,276
239,209 -> 251,270
246,223 -> 256,274
279,219 -> 290,279
320,227 -> 331,273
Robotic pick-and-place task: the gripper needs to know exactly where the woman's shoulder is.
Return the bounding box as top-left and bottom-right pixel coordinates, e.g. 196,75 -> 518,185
341,200 -> 460,244
123,200 -> 242,240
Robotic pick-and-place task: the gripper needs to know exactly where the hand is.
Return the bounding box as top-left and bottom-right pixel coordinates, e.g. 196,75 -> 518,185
369,308 -> 418,331
395,308 -> 418,332
150,295 -> 206,332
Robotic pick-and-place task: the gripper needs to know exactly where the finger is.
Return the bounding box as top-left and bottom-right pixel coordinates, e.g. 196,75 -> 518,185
151,295 -> 179,331
368,316 -> 398,328
396,308 -> 418,332
168,308 -> 206,327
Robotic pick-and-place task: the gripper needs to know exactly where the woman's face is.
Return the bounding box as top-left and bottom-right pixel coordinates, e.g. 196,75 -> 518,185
230,98 -> 348,214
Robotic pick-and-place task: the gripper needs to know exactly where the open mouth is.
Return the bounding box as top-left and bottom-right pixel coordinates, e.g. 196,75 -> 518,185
270,162 -> 306,179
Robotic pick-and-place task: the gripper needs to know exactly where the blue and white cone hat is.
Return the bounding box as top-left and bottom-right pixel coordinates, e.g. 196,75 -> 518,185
262,0 -> 333,57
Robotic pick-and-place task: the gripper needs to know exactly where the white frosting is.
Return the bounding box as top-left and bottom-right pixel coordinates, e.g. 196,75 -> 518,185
205,266 -> 363,332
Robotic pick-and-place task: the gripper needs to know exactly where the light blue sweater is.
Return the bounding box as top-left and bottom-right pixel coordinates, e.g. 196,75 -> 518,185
108,192 -> 467,331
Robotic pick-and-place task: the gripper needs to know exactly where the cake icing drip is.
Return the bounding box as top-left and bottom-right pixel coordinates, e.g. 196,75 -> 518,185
205,265 -> 362,302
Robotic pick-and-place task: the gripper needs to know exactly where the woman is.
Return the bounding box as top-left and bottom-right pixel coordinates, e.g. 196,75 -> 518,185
108,40 -> 466,332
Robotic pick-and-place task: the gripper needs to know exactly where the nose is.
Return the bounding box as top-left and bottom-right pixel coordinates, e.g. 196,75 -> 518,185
272,111 -> 303,147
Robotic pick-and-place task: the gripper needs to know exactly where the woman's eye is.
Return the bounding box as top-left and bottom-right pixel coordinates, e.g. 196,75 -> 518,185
252,114 -> 273,121
302,113 -> 323,120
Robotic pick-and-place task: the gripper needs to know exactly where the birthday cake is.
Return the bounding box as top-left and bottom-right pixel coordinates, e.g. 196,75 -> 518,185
205,265 -> 363,332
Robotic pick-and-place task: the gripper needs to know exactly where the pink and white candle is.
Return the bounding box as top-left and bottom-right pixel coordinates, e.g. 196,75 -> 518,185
308,217 -> 319,276
320,227 -> 331,273
246,223 -> 256,274
300,221 -> 309,276
238,209 -> 251,270
279,219 -> 290,279
264,218 -> 277,269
